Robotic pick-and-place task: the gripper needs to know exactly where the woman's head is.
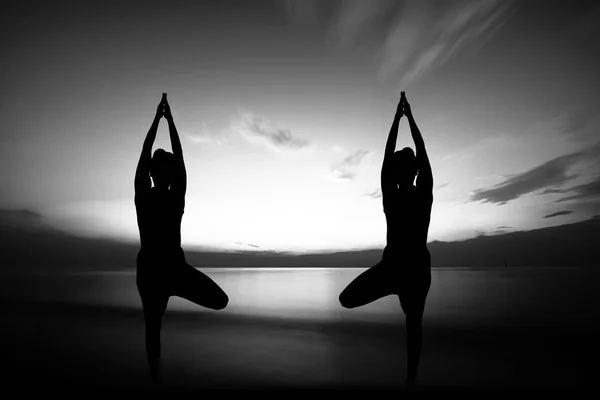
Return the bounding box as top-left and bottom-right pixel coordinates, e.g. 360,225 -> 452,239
392,147 -> 417,187
150,149 -> 176,188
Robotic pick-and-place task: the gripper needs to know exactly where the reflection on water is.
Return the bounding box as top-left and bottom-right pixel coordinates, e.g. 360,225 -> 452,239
57,267 -> 600,326
3,266 -> 598,391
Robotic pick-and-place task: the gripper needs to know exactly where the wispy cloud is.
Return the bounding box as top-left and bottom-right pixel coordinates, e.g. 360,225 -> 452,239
494,225 -> 513,234
233,241 -> 261,249
184,122 -> 226,145
539,187 -> 567,195
550,106 -> 600,142
543,210 -> 573,219
235,113 -> 309,151
365,188 -> 382,199
383,0 -> 512,87
469,142 -> 600,205
554,177 -> 600,203
330,149 -> 370,181
441,134 -> 517,164
284,0 -> 512,87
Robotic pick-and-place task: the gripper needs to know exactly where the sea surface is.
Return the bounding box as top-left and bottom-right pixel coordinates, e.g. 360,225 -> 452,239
3,267 -> 600,393
20,266 -> 599,326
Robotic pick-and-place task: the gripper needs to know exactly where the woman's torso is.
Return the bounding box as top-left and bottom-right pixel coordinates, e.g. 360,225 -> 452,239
135,188 -> 184,261
382,185 -> 433,271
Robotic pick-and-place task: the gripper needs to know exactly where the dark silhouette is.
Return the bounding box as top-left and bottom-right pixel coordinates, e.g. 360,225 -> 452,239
339,91 -> 433,387
135,94 -> 229,383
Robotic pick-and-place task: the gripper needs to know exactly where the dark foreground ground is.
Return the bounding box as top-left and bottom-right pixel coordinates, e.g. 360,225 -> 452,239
3,299 -> 599,397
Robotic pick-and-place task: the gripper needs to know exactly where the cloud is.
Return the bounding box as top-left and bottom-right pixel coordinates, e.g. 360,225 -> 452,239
555,176 -> 600,203
284,0 -> 513,87
543,210 -> 573,219
552,106 -> 600,142
236,113 -> 309,151
494,225 -> 513,234
559,108 -> 599,135
382,0 -> 512,87
441,134 -> 517,164
184,122 -> 226,145
434,182 -> 449,191
469,142 -> 600,205
234,241 -> 261,249
330,149 -> 370,181
365,188 -> 382,199
539,187 -> 567,195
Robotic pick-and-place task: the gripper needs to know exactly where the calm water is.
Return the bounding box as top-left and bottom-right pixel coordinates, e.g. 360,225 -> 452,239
42,266 -> 600,327
4,266 -> 600,391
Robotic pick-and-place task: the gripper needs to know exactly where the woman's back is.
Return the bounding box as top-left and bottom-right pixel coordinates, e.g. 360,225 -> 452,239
135,188 -> 184,253
383,183 -> 433,264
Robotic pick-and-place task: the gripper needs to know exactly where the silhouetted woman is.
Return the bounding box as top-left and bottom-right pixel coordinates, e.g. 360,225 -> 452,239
339,91 -> 433,387
135,94 -> 229,383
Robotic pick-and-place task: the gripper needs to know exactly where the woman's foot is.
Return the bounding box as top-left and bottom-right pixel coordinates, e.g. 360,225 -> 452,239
405,371 -> 416,388
149,357 -> 161,383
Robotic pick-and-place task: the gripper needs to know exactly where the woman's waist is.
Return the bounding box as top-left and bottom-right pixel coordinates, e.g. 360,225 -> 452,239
383,244 -> 430,261
138,246 -> 184,260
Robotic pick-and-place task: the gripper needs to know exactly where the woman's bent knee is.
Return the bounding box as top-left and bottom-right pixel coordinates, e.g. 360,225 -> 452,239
339,290 -> 355,309
212,291 -> 229,310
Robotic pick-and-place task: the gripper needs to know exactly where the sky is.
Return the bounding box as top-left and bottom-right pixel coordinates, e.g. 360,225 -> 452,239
1,0 -> 599,254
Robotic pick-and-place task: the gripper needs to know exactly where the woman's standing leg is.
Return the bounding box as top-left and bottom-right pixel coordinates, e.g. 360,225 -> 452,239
402,273 -> 431,386
137,282 -> 169,383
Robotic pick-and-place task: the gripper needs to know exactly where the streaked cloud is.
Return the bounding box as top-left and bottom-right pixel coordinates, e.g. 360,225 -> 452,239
365,188 -> 382,199
234,241 -> 261,249
330,149 -> 370,181
441,134 -> 517,163
551,106 -> 600,143
236,113 -> 309,151
469,142 -> 600,205
494,225 -> 513,234
284,0 -> 512,87
554,177 -> 600,203
184,121 -> 229,145
382,0 -> 512,87
543,210 -> 573,219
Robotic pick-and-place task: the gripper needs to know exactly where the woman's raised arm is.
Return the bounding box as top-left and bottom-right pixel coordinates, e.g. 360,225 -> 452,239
163,94 -> 187,198
135,97 -> 164,196
381,94 -> 404,200
403,94 -> 432,191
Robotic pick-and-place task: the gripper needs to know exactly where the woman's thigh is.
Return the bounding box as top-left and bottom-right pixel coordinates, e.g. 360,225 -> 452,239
170,263 -> 229,310
339,262 -> 396,308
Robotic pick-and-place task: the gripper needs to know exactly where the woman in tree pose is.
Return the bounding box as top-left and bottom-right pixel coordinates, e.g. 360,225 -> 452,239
339,91 -> 433,386
134,93 -> 229,383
